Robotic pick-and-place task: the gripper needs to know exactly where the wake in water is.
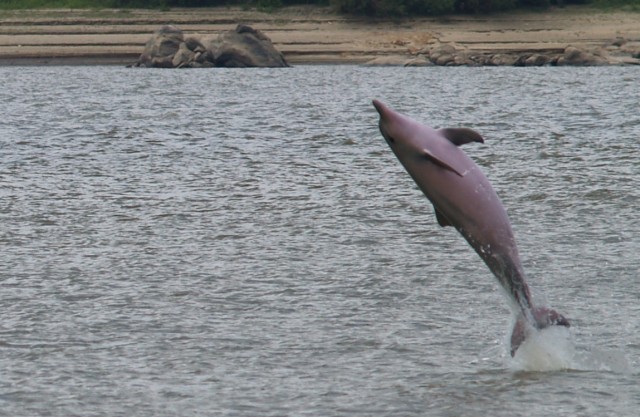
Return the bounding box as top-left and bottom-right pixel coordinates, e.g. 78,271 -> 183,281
508,322 -> 631,373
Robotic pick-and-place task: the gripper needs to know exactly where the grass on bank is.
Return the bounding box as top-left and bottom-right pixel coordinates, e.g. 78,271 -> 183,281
0,0 -> 152,8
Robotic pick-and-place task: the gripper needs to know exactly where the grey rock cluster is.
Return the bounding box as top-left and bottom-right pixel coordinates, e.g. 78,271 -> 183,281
365,39 -> 640,67
133,24 -> 289,69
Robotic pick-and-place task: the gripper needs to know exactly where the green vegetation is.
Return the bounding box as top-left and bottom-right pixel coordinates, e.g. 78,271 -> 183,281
0,0 -> 326,8
330,0 -> 636,14
0,0 -> 190,8
591,0 -> 640,10
0,0 -> 637,14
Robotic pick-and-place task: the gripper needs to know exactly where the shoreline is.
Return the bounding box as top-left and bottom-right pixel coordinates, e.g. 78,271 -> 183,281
0,6 -> 639,66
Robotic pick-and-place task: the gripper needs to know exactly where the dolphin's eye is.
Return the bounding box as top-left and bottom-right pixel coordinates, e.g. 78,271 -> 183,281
386,135 -> 396,144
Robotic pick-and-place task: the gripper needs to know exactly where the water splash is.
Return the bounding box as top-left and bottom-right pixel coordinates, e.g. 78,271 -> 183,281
510,325 -> 575,371
572,347 -> 632,374
509,325 -> 632,373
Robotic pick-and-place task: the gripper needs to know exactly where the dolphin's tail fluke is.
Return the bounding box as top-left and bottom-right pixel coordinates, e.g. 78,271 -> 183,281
510,307 -> 570,356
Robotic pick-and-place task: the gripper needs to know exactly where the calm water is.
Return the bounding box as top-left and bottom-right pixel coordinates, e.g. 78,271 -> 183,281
1,65 -> 639,416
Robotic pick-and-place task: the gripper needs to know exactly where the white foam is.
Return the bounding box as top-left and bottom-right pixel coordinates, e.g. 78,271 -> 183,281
510,325 -> 575,372
508,325 -> 633,373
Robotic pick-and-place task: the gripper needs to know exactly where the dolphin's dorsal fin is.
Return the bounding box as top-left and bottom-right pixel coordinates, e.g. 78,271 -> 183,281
439,128 -> 484,146
423,148 -> 465,177
434,207 -> 452,227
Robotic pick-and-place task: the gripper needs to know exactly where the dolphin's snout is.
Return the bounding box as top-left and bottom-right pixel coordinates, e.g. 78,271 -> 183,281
373,99 -> 396,145
372,99 -> 392,122
372,99 -> 385,116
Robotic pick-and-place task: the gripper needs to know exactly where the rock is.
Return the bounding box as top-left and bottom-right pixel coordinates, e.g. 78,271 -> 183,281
601,38 -> 640,65
530,54 -> 550,66
185,37 -> 206,53
134,24 -> 286,69
425,43 -> 478,66
516,53 -> 551,67
428,43 -> 458,66
608,56 -> 640,65
209,24 -> 289,68
452,51 -> 472,66
611,37 -> 627,47
556,46 -> 608,66
136,25 -> 184,68
135,25 -> 215,68
172,43 -> 194,68
620,41 -> 640,58
486,53 -> 519,66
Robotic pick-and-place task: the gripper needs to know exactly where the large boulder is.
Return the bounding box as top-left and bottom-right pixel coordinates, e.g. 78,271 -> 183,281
424,43 -> 477,66
133,24 -> 287,68
135,25 -> 214,68
209,24 -> 289,68
621,41 -> 640,59
173,37 -> 213,68
524,53 -> 551,66
556,46 -> 608,66
485,53 -> 520,66
427,43 -> 458,66
514,53 -> 552,67
605,37 -> 640,65
136,25 -> 185,68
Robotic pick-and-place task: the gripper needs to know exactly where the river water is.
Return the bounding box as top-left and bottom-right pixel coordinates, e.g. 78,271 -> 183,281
1,65 -> 638,416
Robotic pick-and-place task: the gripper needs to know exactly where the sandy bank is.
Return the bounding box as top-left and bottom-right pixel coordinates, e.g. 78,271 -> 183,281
0,6 -> 639,65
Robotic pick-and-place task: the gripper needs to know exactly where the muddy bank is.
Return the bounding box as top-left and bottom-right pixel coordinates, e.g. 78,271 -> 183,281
0,6 -> 638,65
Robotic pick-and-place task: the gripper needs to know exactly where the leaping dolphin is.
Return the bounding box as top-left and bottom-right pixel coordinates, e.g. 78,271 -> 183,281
372,99 -> 569,356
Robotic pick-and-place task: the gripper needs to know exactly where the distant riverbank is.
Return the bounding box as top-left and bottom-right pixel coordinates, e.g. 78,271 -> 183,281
0,6 -> 639,65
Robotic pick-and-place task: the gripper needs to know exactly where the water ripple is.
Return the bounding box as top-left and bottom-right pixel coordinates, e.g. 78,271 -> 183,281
0,65 -> 638,416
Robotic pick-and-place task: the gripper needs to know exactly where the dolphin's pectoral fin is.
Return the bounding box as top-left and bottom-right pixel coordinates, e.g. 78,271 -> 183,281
439,128 -> 485,146
434,207 -> 452,227
422,148 -> 465,177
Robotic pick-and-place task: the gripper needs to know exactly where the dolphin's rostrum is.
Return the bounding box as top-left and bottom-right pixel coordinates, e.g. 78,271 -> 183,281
373,99 -> 569,356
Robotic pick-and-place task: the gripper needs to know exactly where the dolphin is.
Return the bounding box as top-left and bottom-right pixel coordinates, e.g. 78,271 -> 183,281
373,99 -> 569,356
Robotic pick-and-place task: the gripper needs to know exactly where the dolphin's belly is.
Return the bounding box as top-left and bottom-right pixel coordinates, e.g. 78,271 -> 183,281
417,165 -> 513,238
422,167 -> 530,308
415,164 -> 522,273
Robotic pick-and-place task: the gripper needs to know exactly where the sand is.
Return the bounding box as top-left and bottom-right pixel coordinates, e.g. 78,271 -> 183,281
0,6 -> 638,65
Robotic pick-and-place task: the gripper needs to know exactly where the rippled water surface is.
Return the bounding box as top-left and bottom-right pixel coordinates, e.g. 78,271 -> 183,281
1,65 -> 639,416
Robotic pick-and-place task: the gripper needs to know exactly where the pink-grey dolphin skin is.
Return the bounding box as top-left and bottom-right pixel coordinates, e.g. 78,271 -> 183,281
372,99 -> 569,356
